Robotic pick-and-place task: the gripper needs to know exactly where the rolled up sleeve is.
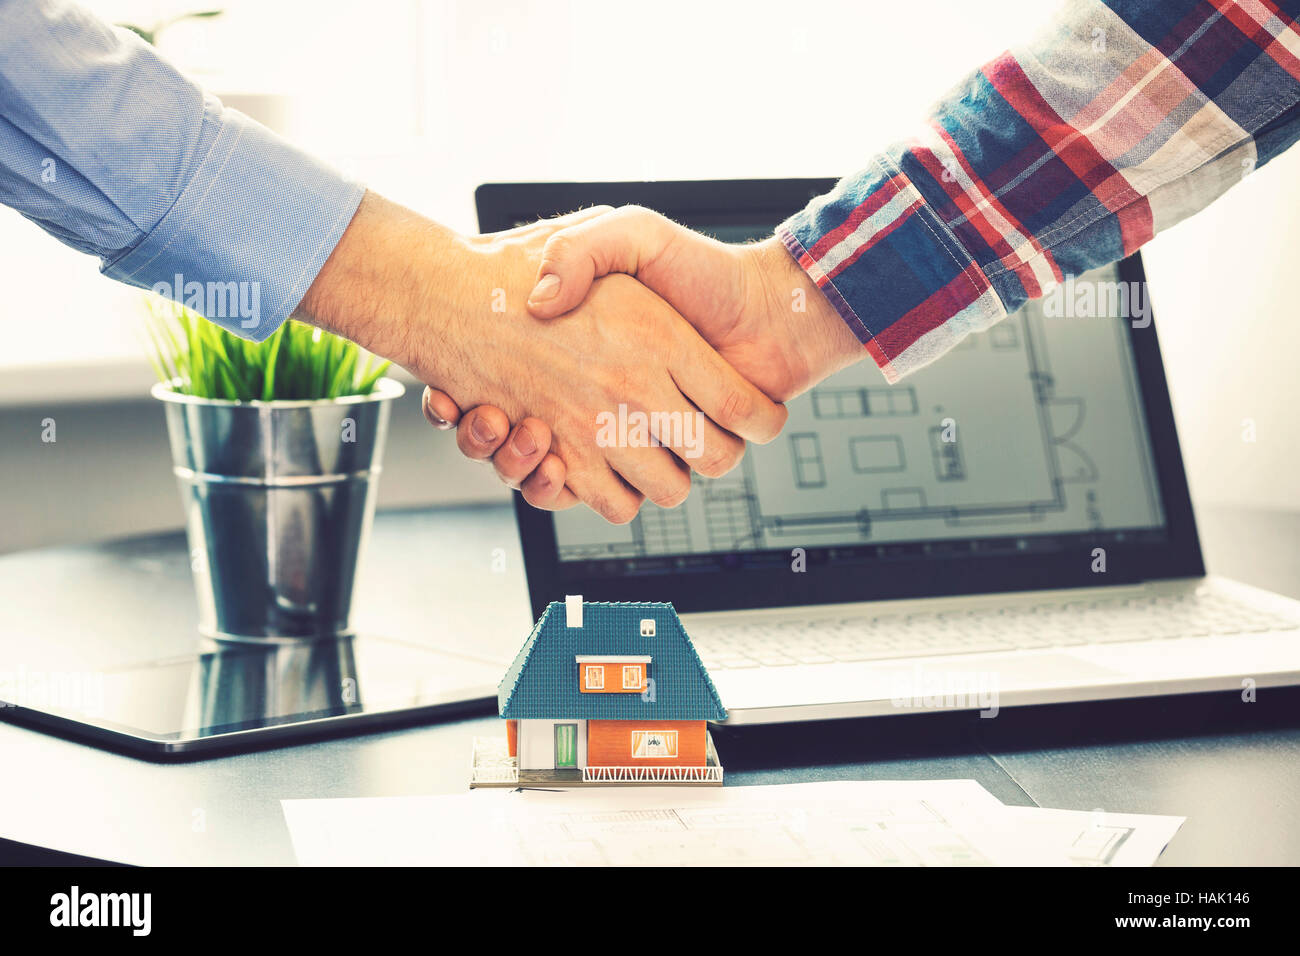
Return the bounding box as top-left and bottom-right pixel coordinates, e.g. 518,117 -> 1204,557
779,0 -> 1300,382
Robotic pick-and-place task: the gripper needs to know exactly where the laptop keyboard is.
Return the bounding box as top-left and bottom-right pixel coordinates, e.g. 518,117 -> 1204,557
691,590 -> 1300,671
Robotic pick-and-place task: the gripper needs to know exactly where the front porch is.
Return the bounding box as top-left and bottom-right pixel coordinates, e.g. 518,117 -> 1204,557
469,732 -> 724,788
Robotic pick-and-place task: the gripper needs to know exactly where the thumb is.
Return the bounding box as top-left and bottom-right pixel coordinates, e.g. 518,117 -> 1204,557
526,205 -> 677,318
421,386 -> 462,429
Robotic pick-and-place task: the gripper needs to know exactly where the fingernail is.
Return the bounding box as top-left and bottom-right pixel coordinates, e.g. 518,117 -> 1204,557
530,273 -> 561,303
470,416 -> 496,444
511,426 -> 538,457
421,402 -> 450,429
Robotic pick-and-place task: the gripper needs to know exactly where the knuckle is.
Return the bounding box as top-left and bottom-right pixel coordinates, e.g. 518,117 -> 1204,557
694,440 -> 743,479
585,491 -> 613,520
601,495 -> 641,525
592,370 -> 633,410
651,478 -> 691,510
543,231 -> 574,261
715,388 -> 755,432
610,503 -> 638,525
616,204 -> 652,223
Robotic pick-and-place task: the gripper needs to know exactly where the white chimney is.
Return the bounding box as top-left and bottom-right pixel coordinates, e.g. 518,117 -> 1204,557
565,594 -> 583,628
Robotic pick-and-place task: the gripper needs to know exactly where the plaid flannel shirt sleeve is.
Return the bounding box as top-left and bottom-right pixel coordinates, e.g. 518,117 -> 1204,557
778,0 -> 1300,383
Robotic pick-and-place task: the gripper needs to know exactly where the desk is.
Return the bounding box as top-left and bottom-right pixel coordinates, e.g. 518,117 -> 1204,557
1,504 -> 1297,866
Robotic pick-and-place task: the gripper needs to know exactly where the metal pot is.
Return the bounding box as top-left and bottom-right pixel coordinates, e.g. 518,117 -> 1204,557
153,378 -> 404,643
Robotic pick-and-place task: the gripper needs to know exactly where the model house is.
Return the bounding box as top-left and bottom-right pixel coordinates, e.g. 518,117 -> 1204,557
470,595 -> 726,786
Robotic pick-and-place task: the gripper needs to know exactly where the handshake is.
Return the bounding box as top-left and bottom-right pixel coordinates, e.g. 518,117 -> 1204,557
314,198 -> 864,524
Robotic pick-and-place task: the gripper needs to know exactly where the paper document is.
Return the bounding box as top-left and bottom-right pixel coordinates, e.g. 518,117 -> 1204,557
999,805 -> 1186,867
282,779 -> 1183,867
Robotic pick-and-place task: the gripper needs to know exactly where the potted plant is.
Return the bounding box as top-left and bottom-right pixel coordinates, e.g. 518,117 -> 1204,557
145,300 -> 403,643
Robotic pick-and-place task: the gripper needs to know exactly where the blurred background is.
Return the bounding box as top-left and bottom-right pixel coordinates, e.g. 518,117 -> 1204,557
3,0 -> 1298,553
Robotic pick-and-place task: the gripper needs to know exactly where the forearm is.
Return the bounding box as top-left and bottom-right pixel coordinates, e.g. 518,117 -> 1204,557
750,236 -> 863,390
294,192 -> 455,371
781,0 -> 1300,382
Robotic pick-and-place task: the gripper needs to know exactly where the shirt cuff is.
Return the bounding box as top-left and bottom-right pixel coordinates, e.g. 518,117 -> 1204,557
777,155 -> 1006,383
104,96 -> 364,341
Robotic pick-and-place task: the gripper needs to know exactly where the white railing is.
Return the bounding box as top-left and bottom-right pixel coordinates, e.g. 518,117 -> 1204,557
472,765 -> 521,784
470,736 -> 519,785
582,765 -> 723,783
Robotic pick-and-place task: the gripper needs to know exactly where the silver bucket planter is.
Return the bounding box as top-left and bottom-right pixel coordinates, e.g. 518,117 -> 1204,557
153,378 -> 404,644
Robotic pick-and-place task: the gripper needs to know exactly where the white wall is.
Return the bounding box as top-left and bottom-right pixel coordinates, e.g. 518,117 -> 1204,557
2,0 -> 1298,553
518,718 -> 586,771
1138,151 -> 1300,513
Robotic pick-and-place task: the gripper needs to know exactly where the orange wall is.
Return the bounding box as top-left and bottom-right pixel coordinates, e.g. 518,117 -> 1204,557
506,719 -> 518,757
586,720 -> 706,767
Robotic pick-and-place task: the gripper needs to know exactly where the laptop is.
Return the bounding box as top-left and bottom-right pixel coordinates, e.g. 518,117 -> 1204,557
477,179 -> 1300,726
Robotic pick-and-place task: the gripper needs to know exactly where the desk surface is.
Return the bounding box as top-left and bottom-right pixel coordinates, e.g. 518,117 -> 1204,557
1,503 -> 1298,866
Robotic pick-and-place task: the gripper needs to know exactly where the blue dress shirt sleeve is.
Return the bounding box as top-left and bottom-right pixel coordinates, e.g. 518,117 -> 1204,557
0,0 -> 365,340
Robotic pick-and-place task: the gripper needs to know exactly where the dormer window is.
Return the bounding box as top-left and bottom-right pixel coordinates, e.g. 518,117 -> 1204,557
577,655 -> 651,694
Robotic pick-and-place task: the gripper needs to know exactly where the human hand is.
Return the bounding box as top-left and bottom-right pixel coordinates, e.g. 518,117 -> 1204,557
297,193 -> 788,523
524,205 -> 863,401
419,206 -> 609,510
428,205 -> 864,505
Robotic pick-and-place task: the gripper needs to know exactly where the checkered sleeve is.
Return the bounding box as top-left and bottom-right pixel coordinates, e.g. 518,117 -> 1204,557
779,0 -> 1300,383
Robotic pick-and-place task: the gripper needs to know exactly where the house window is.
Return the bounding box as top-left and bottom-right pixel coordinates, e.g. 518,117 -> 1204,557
631,730 -> 678,758
576,656 -> 650,693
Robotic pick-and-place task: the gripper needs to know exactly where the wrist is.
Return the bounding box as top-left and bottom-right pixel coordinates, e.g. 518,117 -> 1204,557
294,190 -> 469,376
751,236 -> 862,395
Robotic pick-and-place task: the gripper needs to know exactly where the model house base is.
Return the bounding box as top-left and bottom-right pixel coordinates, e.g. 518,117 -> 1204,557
469,730 -> 724,788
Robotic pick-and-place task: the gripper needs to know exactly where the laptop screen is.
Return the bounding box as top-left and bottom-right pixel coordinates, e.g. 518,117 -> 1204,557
551,225 -> 1166,576
477,181 -> 1199,616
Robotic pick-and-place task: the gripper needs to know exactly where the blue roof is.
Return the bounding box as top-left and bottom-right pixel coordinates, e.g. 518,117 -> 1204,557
498,601 -> 726,721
